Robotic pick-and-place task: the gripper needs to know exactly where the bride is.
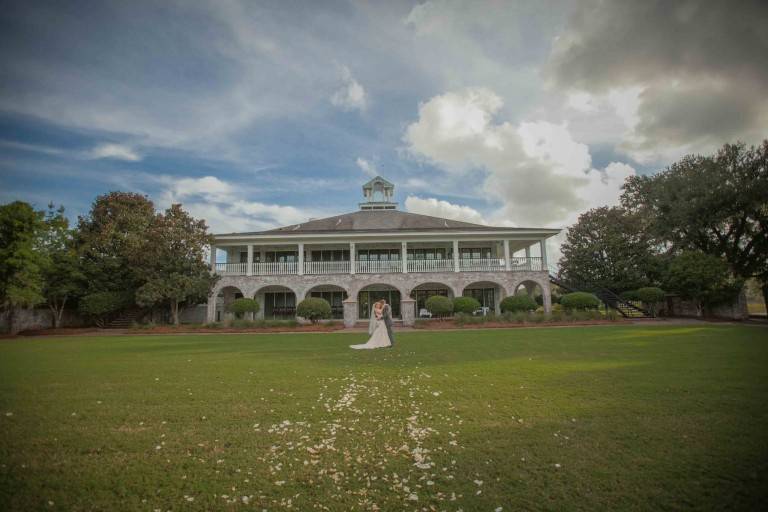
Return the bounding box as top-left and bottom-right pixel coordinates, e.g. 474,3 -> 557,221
350,299 -> 392,350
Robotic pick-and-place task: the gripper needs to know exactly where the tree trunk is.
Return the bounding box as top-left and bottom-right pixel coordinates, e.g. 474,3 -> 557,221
8,307 -> 19,335
172,300 -> 179,326
762,282 -> 768,318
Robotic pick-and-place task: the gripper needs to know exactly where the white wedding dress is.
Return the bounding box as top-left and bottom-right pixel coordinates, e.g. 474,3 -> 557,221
350,308 -> 392,350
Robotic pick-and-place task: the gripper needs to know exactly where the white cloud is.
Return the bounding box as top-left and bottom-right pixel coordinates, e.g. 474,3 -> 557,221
405,195 -> 486,225
154,175 -> 315,233
355,157 -> 378,177
85,143 -> 141,161
330,65 -> 367,112
404,87 -> 636,228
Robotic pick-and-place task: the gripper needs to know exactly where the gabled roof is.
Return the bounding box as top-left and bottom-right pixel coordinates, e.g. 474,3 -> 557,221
216,209 -> 553,236
361,175 -> 394,189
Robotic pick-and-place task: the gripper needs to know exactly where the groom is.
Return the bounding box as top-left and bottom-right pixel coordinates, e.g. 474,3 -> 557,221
382,300 -> 395,347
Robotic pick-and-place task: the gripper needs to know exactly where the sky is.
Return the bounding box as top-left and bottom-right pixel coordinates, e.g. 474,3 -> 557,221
1,0 -> 767,258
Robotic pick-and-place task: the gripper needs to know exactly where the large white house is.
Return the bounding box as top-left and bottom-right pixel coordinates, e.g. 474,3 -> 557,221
207,176 -> 560,326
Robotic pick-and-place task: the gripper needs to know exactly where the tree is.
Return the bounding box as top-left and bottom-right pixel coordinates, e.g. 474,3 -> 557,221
39,205 -> 86,328
76,192 -> 155,299
135,204 -> 218,325
296,298 -> 331,323
78,291 -> 133,327
622,141 -> 768,307
636,287 -> 665,317
663,252 -> 742,316
558,206 -> 660,292
0,202 -> 46,334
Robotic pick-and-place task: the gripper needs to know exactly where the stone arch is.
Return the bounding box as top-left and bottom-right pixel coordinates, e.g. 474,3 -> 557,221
460,280 -> 507,315
410,281 -> 456,318
357,282 -> 403,320
214,285 -> 246,322
509,275 -> 552,313
513,279 -> 544,298
304,284 -> 349,320
254,284 -> 299,320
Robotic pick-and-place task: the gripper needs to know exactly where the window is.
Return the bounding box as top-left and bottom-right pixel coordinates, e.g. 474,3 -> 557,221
356,249 -> 400,261
311,250 -> 349,261
310,290 -> 347,319
264,292 -> 296,318
463,288 -> 495,309
408,248 -> 449,260
265,251 -> 298,263
460,247 -> 492,260
410,289 -> 449,311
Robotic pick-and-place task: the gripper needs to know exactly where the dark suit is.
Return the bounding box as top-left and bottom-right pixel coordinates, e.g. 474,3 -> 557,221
382,303 -> 395,346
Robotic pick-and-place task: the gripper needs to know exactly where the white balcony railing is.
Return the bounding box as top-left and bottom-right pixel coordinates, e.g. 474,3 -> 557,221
407,259 -> 454,273
355,260 -> 403,274
213,257 -> 545,275
304,260 -> 351,275
215,263 -> 247,275
459,258 -> 506,272
252,262 -> 298,275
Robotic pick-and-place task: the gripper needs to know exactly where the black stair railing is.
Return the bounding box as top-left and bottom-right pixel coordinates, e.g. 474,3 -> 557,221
548,272 -> 652,318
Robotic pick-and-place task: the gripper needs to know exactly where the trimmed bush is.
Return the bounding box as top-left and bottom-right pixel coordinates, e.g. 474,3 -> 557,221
227,298 -> 260,318
560,292 -> 600,310
296,297 -> 332,323
637,287 -> 665,316
620,289 -> 641,301
500,295 -> 537,313
426,295 -> 453,317
453,296 -> 481,315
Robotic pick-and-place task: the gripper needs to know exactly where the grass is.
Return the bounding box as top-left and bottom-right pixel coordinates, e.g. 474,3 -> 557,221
1,325 -> 767,511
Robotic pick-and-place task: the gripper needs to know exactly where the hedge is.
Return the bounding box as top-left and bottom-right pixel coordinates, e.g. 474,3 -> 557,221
500,295 -> 537,312
560,292 -> 600,310
426,295 -> 453,317
296,297 -> 332,323
453,296 -> 481,315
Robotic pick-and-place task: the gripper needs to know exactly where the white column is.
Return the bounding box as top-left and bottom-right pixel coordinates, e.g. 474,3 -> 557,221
298,242 -> 304,275
402,241 -> 408,273
539,239 -> 548,268
350,242 -> 356,274
525,246 -> 531,258
246,244 -> 253,276
453,240 -> 460,272
503,239 -> 511,271
210,244 -> 216,271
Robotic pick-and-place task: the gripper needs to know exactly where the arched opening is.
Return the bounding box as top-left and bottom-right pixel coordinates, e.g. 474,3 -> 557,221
358,284 -> 401,319
410,282 -> 454,319
462,281 -> 505,315
514,280 -> 545,307
255,285 -> 297,320
306,285 -> 348,319
215,285 -> 245,321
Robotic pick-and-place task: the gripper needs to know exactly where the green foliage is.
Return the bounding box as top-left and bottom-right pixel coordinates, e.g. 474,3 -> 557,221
636,287 -> 665,316
560,292 -> 600,310
452,296 -> 481,315
558,206 -> 660,292
296,297 -> 332,323
134,204 -> 218,325
0,201 -> 46,333
425,295 -> 453,317
78,291 -> 133,326
500,295 -> 537,313
663,251 -> 742,313
76,192 -> 156,298
620,289 -> 641,301
226,298 -> 260,318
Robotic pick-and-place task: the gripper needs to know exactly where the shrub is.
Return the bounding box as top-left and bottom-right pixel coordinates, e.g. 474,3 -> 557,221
426,295 -> 453,317
529,312 -> 546,323
620,289 -> 641,301
453,296 -> 481,315
296,297 -> 332,323
227,298 -> 260,318
500,295 -> 537,313
636,287 -> 665,316
560,292 -> 600,310
551,303 -> 564,313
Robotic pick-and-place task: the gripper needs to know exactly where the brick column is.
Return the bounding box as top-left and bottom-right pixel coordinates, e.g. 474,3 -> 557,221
401,298 -> 416,326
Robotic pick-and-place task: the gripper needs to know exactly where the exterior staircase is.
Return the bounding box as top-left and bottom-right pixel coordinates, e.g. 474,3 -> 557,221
104,309 -> 144,328
549,273 -> 653,318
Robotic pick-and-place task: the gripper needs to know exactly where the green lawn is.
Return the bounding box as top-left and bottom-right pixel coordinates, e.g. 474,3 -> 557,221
1,325 -> 767,511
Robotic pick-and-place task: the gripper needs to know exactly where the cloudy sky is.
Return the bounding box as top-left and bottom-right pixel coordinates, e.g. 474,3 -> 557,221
1,0 -> 766,248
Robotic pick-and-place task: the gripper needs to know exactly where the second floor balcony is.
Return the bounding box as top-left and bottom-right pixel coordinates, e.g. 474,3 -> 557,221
214,256 -> 545,276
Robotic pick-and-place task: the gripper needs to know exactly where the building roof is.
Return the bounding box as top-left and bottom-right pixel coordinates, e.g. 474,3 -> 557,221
216,209 -> 555,236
